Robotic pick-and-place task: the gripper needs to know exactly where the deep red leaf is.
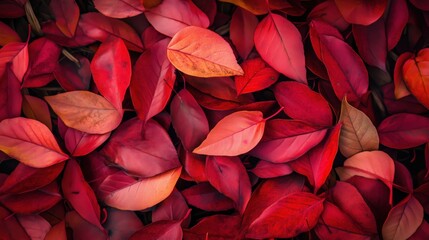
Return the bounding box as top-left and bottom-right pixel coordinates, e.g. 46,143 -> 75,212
178,147 -> 208,182
410,0 -> 429,11
79,12 -> 143,52
54,54 -> 91,91
393,52 -> 413,99
0,41 -> 28,82
91,36 -> 131,110
250,160 -> 293,179
0,117 -> 69,168
171,89 -> 209,151
310,20 -> 368,104
230,8 -> 258,60
50,0 -> 79,37
0,21 -> 21,46
205,156 -> 251,214
62,159 -> 103,230
145,0 -> 209,37
182,182 -> 234,212
334,0 -> 387,25
45,221 -> 67,240
62,124 -> 110,157
22,95 -> 52,130
378,113 -> 429,149
402,48 -> 429,109
274,81 -> 332,126
152,189 -> 190,223
254,13 -> 306,83
101,118 -> 180,177
103,207 -> 143,240
183,214 -> 241,240
131,38 -> 176,122
65,211 -> 107,240
235,57 -> 279,95
0,206 -> 30,240
94,0 -> 145,18
250,119 -> 327,163
307,0 -> 349,31
289,124 -> 342,192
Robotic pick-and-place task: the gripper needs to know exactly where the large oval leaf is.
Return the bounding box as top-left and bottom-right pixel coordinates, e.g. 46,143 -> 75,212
193,111 -> 265,156
402,48 -> 429,109
130,39 -> 176,122
104,167 -> 182,210
145,0 -> 209,37
334,0 -> 387,25
382,195 -> 423,240
206,156 -> 251,214
254,13 -> 306,83
182,182 -> 234,212
94,0 -> 145,18
377,113 -> 429,149
167,26 -> 243,77
250,119 -> 327,163
91,36 -> 131,110
339,98 -> 379,157
274,81 -> 332,126
0,117 -> 68,168
45,91 -> 123,134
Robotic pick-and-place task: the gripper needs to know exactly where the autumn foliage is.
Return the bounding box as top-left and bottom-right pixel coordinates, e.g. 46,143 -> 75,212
1,0 -> 429,239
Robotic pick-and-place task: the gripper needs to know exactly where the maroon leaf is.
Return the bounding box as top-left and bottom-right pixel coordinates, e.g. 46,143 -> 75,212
250,160 -> 293,179
50,0 -> 79,37
230,8 -> 258,60
205,156 -> 251,214
334,0 -> 387,25
182,182 -> 234,212
183,214 -> 241,240
103,207 -> 143,240
93,0 -> 145,19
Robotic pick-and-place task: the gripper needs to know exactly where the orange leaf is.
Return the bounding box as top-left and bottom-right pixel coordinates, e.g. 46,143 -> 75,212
339,98 -> 379,157
403,48 -> 429,109
104,167 -> 182,210
382,195 -> 423,240
0,117 -> 68,168
193,111 -> 265,156
167,26 -> 243,77
45,91 -> 123,134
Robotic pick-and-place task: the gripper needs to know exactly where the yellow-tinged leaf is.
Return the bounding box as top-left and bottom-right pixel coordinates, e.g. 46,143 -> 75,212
167,26 -> 243,77
104,167 -> 182,210
339,98 -> 379,157
45,91 -> 123,134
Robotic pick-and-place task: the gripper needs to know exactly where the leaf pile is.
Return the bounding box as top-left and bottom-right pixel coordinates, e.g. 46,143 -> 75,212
0,0 -> 429,239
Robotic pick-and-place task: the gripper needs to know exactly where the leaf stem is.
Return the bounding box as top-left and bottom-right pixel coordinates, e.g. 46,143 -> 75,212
264,106 -> 284,120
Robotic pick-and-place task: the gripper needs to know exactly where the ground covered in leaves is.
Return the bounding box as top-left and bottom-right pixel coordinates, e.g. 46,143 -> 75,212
0,0 -> 429,239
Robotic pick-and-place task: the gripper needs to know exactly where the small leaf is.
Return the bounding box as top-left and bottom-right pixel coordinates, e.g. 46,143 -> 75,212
393,52 -> 413,99
45,91 -> 123,134
382,195 -> 423,240
402,48 -> 429,109
0,117 -> 68,168
94,0 -> 145,18
339,98 -> 379,157
254,13 -> 306,83
235,57 -> 279,95
50,0 -> 79,37
193,111 -> 265,156
167,26 -> 243,77
334,0 -> 387,25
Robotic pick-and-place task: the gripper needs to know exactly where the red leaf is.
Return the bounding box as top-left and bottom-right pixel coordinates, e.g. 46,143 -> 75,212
0,21 -> 21,45
0,162 -> 64,194
103,208 -> 143,240
308,0 -> 349,31
171,89 -> 209,151
183,214 -> 241,240
274,81 -> 332,126
317,182 -> 378,236
54,54 -> 91,91
0,206 -> 30,240
250,160 -> 293,179
310,20 -> 368,104
17,214 -> 51,240
65,211 -> 107,240
245,192 -> 324,239
205,156 -> 251,214
45,221 -> 66,240
242,175 -> 306,231
235,57 -> 279,95
0,117 -> 68,168
0,41 -> 28,82
0,181 -> 62,214
378,113 -> 429,149
167,26 -> 243,77
131,38 -> 176,122
91,36 -> 131,110
45,91 -> 123,134
230,8 -> 258,60
254,13 -> 306,83
182,182 -> 234,212
153,189 -> 190,223
289,124 -> 341,192
22,95 -> 53,130
250,119 -> 327,163
93,0 -> 145,18
334,0 -> 387,25
402,48 -> 429,109
62,159 -> 103,230
178,147 -> 208,182
193,111 -> 265,156
63,124 -> 110,157
382,195 -> 424,240
101,118 -> 180,177
393,52 -> 413,99
50,0 -> 79,37
145,0 -> 209,37
0,65 -> 22,121
79,12 -> 143,52
409,0 -> 429,11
